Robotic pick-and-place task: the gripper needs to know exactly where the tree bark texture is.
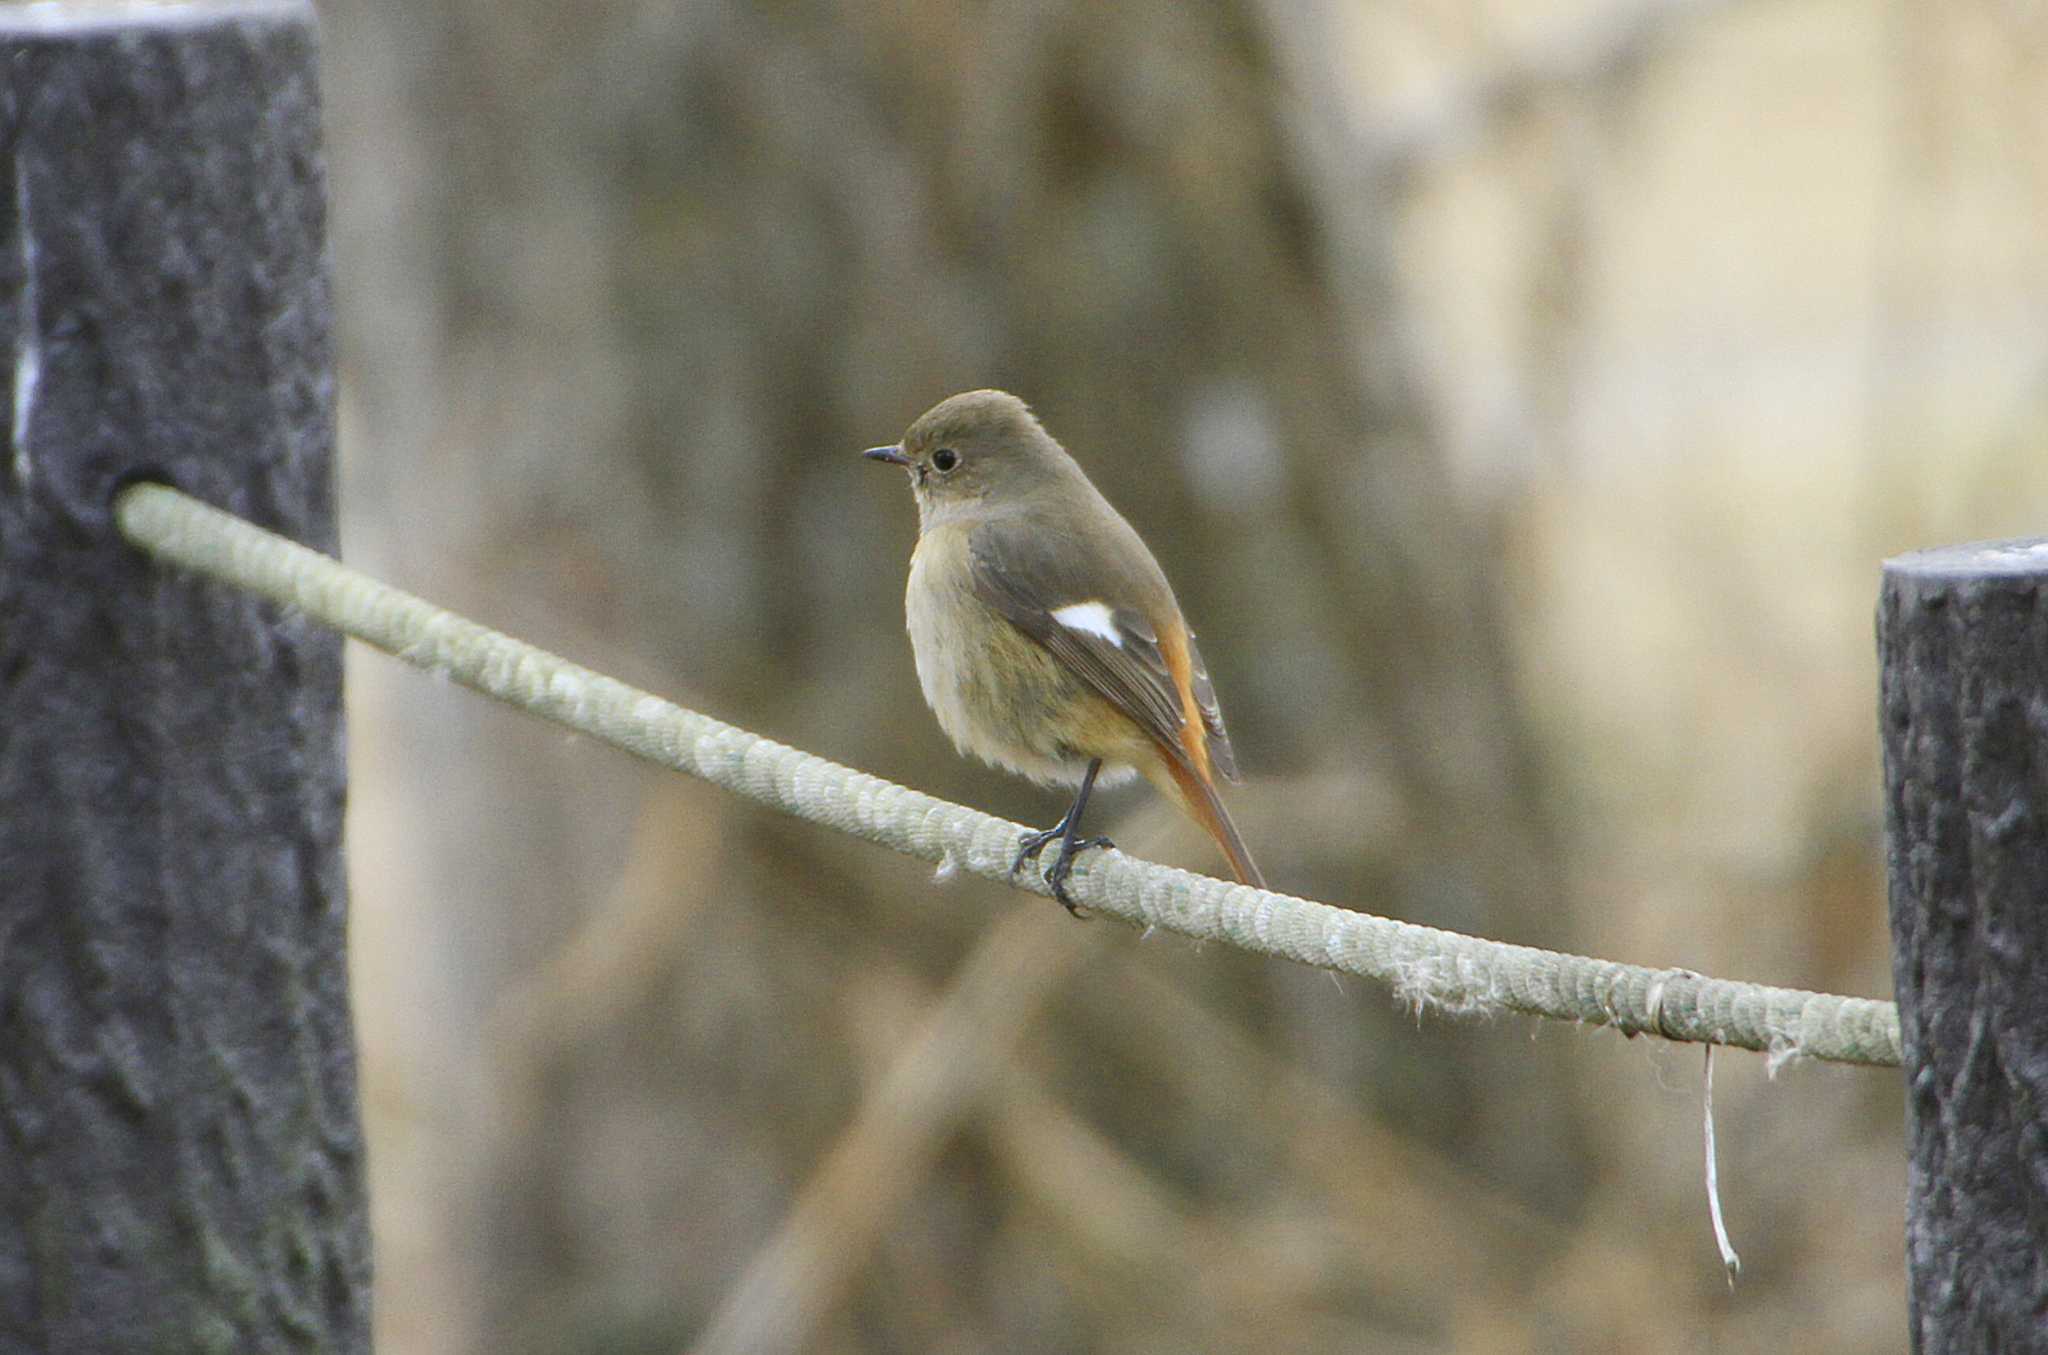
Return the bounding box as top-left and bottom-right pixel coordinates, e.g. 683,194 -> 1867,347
0,4 -> 368,1351
1881,538 -> 2048,1352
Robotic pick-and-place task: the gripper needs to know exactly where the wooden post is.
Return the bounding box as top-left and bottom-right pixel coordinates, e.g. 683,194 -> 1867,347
0,4 -> 369,1351
1880,538 -> 2048,1351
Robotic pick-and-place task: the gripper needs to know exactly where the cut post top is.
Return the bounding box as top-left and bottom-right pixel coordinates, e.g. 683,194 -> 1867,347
0,0 -> 307,37
1883,537 -> 2048,581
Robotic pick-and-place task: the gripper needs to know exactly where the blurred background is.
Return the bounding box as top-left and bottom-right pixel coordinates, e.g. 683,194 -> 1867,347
317,0 -> 2047,1350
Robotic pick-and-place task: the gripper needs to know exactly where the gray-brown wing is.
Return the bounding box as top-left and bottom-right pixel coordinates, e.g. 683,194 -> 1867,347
1183,630 -> 1239,782
969,515 -> 1239,777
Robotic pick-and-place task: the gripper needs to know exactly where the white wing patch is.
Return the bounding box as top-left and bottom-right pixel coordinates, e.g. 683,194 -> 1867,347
1051,601 -> 1123,647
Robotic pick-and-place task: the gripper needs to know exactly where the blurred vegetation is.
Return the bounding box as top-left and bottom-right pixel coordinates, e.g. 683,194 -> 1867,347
322,0 -> 2047,1350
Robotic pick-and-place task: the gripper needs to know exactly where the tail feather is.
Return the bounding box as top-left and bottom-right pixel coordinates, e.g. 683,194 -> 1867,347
1156,754 -> 1266,890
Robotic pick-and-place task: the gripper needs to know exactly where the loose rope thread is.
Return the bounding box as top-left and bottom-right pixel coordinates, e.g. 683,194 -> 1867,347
114,483 -> 1903,1068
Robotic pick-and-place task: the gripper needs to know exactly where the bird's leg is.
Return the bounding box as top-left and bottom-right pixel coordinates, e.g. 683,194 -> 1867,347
1011,758 -> 1114,916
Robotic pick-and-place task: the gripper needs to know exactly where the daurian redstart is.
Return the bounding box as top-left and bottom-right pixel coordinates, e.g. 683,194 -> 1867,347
866,389 -> 1263,911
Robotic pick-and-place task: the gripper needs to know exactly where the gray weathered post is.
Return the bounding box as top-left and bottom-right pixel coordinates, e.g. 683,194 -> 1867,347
1880,538 -> 2048,1351
0,3 -> 369,1351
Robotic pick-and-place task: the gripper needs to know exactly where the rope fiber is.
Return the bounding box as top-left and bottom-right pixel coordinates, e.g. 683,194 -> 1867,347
114,482 -> 1902,1068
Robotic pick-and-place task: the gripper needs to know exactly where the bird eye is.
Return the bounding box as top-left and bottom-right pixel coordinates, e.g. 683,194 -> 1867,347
931,448 -> 959,472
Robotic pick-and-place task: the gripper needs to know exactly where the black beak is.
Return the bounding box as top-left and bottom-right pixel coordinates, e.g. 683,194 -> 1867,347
863,445 -> 913,467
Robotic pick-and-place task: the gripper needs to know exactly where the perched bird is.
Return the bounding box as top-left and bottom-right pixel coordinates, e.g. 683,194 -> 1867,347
865,389 -> 1263,911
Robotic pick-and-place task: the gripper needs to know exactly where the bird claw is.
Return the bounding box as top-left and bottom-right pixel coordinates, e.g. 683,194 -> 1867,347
1012,828 -> 1113,917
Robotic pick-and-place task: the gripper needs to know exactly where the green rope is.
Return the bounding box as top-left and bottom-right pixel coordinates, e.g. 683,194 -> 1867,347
115,482 -> 1902,1068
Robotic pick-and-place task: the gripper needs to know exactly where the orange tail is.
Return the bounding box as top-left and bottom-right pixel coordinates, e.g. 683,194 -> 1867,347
1155,755 -> 1266,889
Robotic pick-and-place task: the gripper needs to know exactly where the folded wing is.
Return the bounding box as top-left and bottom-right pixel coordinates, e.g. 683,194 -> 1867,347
968,516 -> 1241,785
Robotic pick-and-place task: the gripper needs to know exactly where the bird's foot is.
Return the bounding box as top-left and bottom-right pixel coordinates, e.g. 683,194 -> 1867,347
1042,835 -> 1113,916
1012,827 -> 1113,917
1009,824 -> 1063,876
